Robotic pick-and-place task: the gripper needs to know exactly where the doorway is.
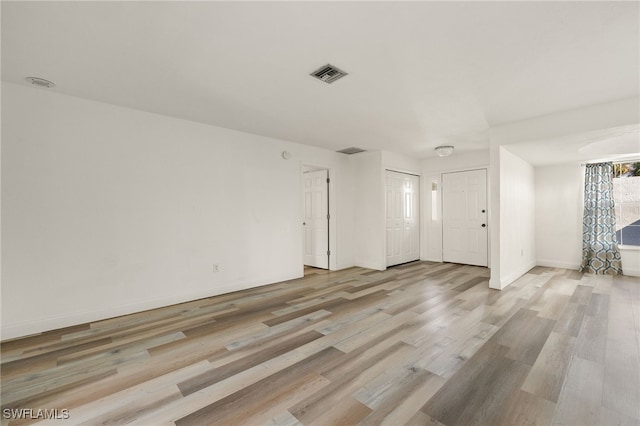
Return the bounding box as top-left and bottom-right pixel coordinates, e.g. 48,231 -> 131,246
385,170 -> 420,267
302,168 -> 329,269
442,169 -> 488,267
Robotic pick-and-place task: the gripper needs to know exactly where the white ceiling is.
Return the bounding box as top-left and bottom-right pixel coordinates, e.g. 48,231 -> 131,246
507,123 -> 640,167
2,1 -> 639,159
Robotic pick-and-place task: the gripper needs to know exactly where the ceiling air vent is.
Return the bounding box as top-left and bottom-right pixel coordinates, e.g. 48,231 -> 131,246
337,147 -> 366,155
310,64 -> 348,84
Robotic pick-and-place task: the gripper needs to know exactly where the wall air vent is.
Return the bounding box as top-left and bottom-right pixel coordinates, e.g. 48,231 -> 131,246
337,147 -> 366,155
310,64 -> 348,84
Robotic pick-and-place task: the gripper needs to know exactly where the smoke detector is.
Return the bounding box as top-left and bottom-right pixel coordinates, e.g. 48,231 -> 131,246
310,64 -> 348,84
25,77 -> 55,88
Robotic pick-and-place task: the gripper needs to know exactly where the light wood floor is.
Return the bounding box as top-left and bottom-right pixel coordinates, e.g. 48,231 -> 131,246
2,262 -> 639,425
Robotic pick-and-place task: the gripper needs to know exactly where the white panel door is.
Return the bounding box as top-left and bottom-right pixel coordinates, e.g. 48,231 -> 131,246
442,169 -> 488,267
303,170 -> 329,269
386,170 -> 420,267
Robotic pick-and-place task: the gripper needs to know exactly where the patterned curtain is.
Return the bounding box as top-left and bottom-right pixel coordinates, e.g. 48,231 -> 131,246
579,162 -> 623,275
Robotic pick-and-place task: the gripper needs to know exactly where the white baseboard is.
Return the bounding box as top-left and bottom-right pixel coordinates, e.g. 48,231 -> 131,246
1,274 -> 297,341
620,247 -> 640,277
491,260 -> 537,290
354,260 -> 386,271
537,258 -> 639,277
622,267 -> 640,277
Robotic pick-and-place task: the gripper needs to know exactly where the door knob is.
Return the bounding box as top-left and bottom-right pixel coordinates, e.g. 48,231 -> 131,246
481,209 -> 486,213
303,222 -> 306,226
482,224 -> 486,227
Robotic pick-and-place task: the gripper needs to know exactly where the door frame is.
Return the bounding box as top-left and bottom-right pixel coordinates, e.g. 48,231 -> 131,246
301,163 -> 337,271
423,166 -> 491,266
441,168 -> 489,267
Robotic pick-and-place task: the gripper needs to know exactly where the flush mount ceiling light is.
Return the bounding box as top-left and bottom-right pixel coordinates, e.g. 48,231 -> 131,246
25,77 -> 55,88
435,145 -> 454,157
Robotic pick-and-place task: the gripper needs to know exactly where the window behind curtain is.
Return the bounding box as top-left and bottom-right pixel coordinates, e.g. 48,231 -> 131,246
613,162 -> 640,247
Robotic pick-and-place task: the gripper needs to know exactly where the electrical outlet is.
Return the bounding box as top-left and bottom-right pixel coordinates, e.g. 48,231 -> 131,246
212,264 -> 219,272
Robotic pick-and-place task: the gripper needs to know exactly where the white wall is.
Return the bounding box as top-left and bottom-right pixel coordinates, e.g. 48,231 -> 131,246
492,99 -> 640,282
421,150 -> 490,262
1,82 -> 355,339
349,150 -> 422,271
332,163 -> 356,271
351,151 -> 385,270
534,162 -> 640,277
490,146 -> 536,289
535,164 -> 583,269
3,82 -> 635,340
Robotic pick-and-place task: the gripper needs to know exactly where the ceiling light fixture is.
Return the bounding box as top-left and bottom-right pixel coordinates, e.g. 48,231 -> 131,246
25,77 -> 55,88
435,145 -> 454,157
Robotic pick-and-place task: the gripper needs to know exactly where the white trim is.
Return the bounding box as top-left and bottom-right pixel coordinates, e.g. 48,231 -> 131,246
622,268 -> 640,277
620,246 -> 640,277
1,275 -> 295,341
356,261 -> 386,271
536,259 -> 580,270
384,167 -> 421,177
427,164 -> 491,175
490,261 -> 536,290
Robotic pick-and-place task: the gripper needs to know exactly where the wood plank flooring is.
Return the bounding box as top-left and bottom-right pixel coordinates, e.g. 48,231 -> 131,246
1,262 -> 639,425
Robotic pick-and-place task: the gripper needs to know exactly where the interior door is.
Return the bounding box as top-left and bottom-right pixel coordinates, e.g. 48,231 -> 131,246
303,170 -> 329,269
442,169 -> 488,267
386,170 -> 420,267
